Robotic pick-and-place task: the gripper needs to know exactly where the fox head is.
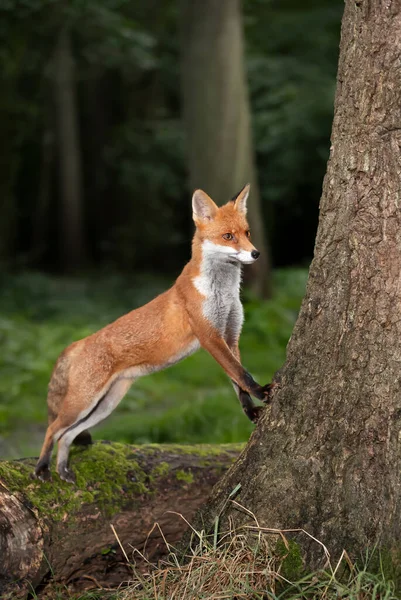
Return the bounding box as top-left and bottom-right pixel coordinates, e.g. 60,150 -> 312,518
192,184 -> 260,265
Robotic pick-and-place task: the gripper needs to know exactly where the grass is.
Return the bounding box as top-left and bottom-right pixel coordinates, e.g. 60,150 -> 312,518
35,507 -> 400,600
0,268 -> 307,459
120,521 -> 400,600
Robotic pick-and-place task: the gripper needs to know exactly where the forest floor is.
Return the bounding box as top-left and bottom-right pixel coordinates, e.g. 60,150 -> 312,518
1,269 -> 399,599
0,268 -> 307,459
35,523 -> 400,600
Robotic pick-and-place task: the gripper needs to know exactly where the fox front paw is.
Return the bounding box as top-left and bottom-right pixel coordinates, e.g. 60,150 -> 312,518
261,381 -> 280,403
246,405 -> 265,423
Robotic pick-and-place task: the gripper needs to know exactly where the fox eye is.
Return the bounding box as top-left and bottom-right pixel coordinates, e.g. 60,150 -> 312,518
246,230 -> 251,238
222,233 -> 233,241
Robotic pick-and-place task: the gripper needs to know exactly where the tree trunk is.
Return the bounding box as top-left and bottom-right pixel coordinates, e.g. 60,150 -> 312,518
198,0 -> 401,567
0,442 -> 241,598
54,26 -> 86,271
0,80 -> 21,267
181,0 -> 271,298
32,120 -> 54,264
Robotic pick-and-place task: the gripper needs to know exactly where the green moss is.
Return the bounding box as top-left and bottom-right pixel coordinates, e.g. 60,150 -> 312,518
151,461 -> 170,478
0,442 -> 238,522
0,442 -> 154,520
275,539 -> 304,581
73,443 -> 151,506
175,469 -> 194,484
0,459 -> 89,521
157,443 -> 245,469
101,546 -> 116,556
156,443 -> 245,457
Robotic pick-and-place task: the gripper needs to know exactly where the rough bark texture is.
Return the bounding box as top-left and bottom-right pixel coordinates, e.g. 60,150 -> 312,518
181,0 -> 271,297
0,442 -> 241,598
199,0 -> 401,566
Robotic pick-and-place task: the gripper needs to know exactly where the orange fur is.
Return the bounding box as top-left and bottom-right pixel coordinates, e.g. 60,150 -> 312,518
35,184 -> 271,483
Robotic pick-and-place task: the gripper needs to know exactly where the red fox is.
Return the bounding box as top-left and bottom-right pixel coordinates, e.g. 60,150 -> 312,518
35,184 -> 273,483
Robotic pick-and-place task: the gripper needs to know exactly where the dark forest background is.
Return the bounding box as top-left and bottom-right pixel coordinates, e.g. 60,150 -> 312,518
0,0 -> 344,458
0,0 -> 342,285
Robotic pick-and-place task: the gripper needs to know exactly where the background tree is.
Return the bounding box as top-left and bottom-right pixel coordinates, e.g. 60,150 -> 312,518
54,23 -> 86,271
200,0 -> 401,563
245,0 -> 341,266
0,0 -> 341,275
181,0 -> 270,297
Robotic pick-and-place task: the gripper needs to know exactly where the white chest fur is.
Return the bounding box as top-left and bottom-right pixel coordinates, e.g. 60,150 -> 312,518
193,242 -> 244,336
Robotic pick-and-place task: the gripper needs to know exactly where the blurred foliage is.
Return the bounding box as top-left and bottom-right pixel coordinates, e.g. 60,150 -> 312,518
0,269 -> 307,458
0,0 -> 342,272
0,1 -> 338,453
245,0 -> 342,264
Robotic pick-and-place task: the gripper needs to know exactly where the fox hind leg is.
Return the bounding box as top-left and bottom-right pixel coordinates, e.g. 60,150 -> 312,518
35,434 -> 54,481
55,378 -> 132,483
35,418 -> 92,482
35,417 -> 66,481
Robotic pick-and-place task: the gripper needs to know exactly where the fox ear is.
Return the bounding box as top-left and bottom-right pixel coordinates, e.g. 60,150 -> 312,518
192,190 -> 218,224
233,183 -> 250,215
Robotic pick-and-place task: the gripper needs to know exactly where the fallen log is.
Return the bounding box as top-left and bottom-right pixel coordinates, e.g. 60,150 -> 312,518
0,441 -> 242,598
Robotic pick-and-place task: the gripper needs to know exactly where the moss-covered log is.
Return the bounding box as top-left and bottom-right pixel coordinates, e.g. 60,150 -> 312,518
0,441 -> 241,598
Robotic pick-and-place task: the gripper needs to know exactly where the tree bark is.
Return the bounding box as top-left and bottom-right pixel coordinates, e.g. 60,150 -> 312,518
0,442 -> 241,598
198,0 -> 401,567
181,0 -> 271,297
54,26 -> 86,271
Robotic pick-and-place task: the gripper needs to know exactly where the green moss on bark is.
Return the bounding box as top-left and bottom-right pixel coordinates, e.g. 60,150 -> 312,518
0,442 -> 153,519
0,442 -> 241,521
150,461 -> 171,478
275,539 -> 304,581
175,469 -> 194,484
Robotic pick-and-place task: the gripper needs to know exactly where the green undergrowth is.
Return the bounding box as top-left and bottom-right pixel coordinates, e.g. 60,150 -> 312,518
0,269 -> 307,458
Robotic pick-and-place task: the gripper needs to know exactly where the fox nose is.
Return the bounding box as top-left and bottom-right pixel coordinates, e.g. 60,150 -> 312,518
251,250 -> 260,260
